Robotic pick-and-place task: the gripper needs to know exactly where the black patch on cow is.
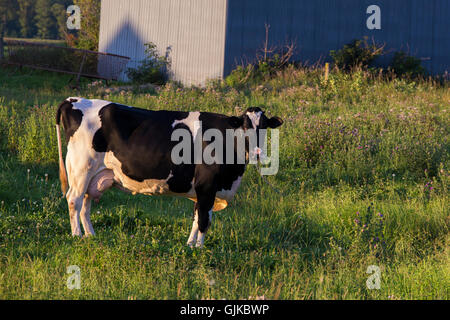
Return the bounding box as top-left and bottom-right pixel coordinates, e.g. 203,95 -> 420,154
217,164 -> 246,191
95,103 -> 191,184
92,127 -> 107,152
56,100 -> 83,143
167,163 -> 195,193
88,103 -> 281,203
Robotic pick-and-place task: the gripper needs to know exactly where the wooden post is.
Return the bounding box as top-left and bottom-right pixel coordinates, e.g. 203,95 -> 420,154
0,13 -> 5,61
324,62 -> 329,81
75,51 -> 87,87
0,35 -> 4,62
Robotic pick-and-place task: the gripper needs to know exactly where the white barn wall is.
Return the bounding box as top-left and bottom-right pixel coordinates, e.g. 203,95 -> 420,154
98,0 -> 228,86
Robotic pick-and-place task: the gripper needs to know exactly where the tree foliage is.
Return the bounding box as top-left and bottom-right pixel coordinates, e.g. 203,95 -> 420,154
330,38 -> 385,71
0,0 -> 76,40
390,51 -> 426,78
71,0 -> 100,51
126,42 -> 171,85
18,0 -> 36,38
35,0 -> 53,39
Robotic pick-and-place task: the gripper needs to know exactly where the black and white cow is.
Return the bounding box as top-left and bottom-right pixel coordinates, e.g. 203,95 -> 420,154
56,97 -> 283,247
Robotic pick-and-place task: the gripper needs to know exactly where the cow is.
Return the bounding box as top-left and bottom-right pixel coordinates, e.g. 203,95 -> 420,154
55,97 -> 283,247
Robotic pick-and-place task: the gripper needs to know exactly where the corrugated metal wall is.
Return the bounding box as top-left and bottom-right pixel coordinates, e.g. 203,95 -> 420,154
224,0 -> 450,76
98,0 -> 227,85
99,0 -> 449,84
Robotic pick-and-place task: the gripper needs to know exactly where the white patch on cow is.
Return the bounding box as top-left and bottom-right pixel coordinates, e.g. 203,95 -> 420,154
171,111 -> 201,140
196,232 -> 205,247
104,151 -> 174,195
246,111 -> 262,129
63,98 -> 114,237
68,97 -> 112,115
216,176 -> 242,201
195,209 -> 212,248
196,210 -> 212,248
187,209 -> 199,247
67,97 -> 112,144
80,195 -> 95,236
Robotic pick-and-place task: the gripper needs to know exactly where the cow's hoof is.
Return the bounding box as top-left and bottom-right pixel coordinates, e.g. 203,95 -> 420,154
187,241 -> 195,248
82,233 -> 95,238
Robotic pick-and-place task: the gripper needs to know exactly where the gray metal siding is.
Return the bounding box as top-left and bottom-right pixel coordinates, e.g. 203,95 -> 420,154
99,0 -> 449,84
224,0 -> 450,76
99,0 -> 227,85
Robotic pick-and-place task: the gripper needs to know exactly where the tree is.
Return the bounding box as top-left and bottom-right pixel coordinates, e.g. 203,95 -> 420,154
35,0 -> 55,39
18,0 -> 35,38
51,3 -> 66,39
0,0 -> 16,59
72,0 -> 100,50
0,12 -> 4,60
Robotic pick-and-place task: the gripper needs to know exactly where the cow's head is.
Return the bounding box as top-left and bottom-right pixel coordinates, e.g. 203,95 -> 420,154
229,107 -> 283,162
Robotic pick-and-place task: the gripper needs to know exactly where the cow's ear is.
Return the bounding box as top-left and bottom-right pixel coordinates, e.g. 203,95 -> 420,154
267,116 -> 283,128
229,116 -> 243,128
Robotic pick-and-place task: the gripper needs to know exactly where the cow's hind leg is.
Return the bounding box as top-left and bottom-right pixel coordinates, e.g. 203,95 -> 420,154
80,169 -> 114,237
65,154 -> 96,237
80,195 -> 94,236
66,186 -> 87,237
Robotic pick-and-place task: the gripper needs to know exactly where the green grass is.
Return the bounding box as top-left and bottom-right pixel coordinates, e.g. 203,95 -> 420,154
0,65 -> 448,299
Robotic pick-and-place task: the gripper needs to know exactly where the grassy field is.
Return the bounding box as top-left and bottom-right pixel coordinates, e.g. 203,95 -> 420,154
0,65 -> 448,299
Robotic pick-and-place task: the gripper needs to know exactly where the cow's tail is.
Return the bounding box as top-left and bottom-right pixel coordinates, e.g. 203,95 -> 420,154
56,102 -> 68,197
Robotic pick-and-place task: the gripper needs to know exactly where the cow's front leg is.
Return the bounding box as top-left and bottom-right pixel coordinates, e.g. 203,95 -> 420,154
196,208 -> 212,248
192,188 -> 215,248
187,203 -> 199,247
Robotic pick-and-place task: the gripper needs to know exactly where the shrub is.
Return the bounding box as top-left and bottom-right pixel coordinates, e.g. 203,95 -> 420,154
17,104 -> 58,164
71,0 -> 101,51
225,24 -> 296,88
225,64 -> 255,88
7,44 -> 98,75
126,42 -> 170,85
330,38 -> 384,71
390,51 -> 425,78
8,46 -> 74,70
225,51 -> 295,88
0,103 -> 57,164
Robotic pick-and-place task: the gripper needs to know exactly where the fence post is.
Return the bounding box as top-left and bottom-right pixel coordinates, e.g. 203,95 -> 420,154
0,14 -> 5,61
0,36 -> 3,62
75,51 -> 87,86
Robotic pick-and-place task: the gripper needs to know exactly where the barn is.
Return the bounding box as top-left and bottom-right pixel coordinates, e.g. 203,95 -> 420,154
98,0 -> 450,86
